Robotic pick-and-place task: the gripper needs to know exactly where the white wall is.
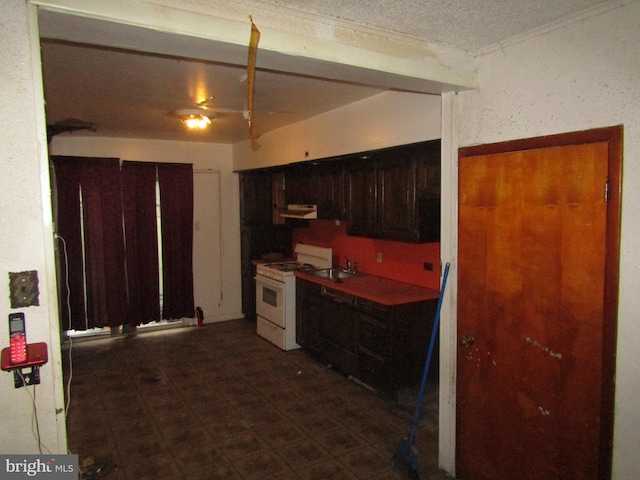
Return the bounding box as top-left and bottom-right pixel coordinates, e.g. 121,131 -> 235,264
0,1 -> 66,453
233,91 -> 442,170
455,2 -> 640,478
49,137 -> 243,324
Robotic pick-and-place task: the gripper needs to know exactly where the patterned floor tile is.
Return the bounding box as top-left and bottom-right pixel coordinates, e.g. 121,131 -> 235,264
64,319 -> 446,479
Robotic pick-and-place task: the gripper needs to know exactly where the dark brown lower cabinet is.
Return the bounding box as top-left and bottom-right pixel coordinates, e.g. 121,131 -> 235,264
295,279 -> 324,356
321,293 -> 359,374
296,278 -> 438,399
357,313 -> 390,388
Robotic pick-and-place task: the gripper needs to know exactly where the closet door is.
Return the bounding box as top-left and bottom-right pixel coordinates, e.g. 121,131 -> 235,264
192,170 -> 222,323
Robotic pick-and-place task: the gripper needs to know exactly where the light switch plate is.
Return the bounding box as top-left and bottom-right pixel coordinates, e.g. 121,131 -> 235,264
9,270 -> 39,308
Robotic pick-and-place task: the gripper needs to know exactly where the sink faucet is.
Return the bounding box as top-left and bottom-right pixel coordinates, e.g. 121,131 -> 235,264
345,256 -> 357,274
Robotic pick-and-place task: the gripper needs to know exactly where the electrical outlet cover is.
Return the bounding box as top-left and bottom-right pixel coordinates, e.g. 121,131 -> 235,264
9,270 -> 39,308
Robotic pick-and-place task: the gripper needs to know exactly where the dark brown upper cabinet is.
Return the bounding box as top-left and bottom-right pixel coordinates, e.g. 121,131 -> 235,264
242,140 -> 440,242
316,162 -> 346,219
346,156 -> 378,237
347,140 -> 441,243
284,164 -> 317,205
284,162 -> 346,220
414,141 -> 441,243
240,169 -> 274,226
377,155 -> 417,241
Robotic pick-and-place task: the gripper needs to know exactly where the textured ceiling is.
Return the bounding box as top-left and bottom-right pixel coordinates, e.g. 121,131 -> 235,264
41,0 -> 610,144
260,0 -> 609,51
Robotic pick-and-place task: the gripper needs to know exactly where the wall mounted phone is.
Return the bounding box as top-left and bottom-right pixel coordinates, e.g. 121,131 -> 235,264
9,313 -> 27,364
1,312 -> 48,388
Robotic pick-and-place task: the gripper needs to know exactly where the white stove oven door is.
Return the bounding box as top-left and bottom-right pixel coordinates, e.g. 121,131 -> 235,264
255,274 -> 286,328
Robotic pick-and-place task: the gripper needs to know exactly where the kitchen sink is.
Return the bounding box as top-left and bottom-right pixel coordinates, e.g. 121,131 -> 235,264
308,268 -> 358,280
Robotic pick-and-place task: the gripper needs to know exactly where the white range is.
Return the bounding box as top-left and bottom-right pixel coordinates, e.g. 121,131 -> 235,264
255,244 -> 332,350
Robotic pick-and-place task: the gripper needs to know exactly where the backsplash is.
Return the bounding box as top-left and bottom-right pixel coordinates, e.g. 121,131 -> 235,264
292,220 -> 441,290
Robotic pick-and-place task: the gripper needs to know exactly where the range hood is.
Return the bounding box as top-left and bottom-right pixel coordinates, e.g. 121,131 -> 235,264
280,204 -> 318,220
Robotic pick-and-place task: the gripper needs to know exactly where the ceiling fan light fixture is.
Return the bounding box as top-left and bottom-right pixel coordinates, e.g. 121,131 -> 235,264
184,114 -> 211,129
175,108 -> 215,129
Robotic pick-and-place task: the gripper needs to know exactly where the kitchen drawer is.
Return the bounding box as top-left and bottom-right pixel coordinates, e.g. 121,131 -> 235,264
257,316 -> 286,350
358,348 -> 388,388
356,298 -> 389,321
324,342 -> 359,376
358,315 -> 390,357
321,299 -> 358,353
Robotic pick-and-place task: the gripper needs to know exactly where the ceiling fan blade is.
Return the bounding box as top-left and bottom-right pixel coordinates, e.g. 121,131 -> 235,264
208,106 -> 242,114
247,16 -> 260,139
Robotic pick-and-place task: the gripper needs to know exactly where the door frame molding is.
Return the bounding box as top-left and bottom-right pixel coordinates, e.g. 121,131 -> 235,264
457,125 -> 622,478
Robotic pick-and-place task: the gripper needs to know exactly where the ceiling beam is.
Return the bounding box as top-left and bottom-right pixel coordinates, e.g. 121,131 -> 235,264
35,0 -> 477,94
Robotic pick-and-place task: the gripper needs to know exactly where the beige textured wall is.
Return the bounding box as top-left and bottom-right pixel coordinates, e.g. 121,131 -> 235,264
457,2 -> 640,477
0,1 -> 66,453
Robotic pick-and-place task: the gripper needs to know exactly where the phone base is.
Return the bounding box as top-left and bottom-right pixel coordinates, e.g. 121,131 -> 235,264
11,366 -> 41,388
1,342 -> 48,389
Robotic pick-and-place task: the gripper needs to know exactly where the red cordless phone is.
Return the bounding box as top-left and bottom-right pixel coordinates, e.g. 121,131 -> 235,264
9,313 -> 27,365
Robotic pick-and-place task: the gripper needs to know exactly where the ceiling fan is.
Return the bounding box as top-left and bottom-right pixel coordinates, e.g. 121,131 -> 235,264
174,17 -> 262,138
173,98 -> 253,131
185,98 -> 251,119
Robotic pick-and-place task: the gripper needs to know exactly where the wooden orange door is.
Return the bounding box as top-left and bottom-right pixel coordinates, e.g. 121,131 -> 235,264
456,129 -> 621,480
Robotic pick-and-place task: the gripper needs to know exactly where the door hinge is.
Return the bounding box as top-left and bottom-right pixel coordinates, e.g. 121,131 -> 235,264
604,178 -> 609,203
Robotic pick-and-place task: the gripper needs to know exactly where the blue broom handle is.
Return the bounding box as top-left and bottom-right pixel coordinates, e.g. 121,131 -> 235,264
409,261 -> 450,443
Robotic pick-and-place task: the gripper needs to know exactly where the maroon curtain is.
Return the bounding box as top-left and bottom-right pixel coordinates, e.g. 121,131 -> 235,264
80,158 -> 127,328
53,156 -> 126,330
121,161 -> 161,327
157,163 -> 195,319
53,157 -> 194,330
51,157 -> 86,331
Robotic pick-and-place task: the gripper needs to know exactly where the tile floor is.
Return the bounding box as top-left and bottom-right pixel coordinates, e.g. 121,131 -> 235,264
64,319 -> 450,479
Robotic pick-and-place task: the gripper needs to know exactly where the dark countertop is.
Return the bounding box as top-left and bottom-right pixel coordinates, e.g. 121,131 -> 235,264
294,270 -> 440,306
